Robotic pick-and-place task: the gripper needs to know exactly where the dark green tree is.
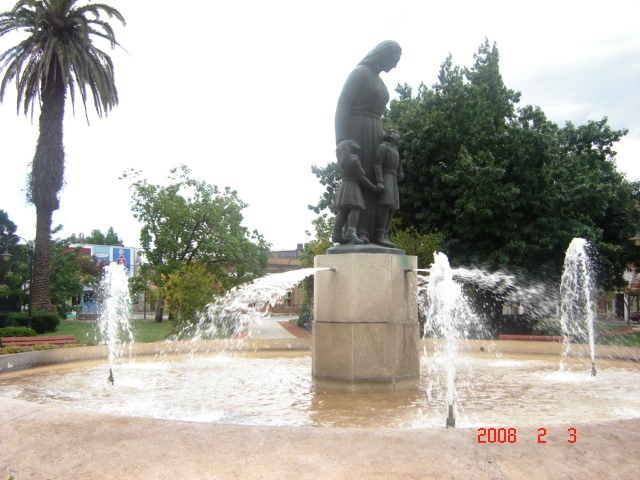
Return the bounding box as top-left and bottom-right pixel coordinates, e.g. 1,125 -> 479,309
386,40 -> 636,284
0,0 -> 125,312
122,165 -> 270,322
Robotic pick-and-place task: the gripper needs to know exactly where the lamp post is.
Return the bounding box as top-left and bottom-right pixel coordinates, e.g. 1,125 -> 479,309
1,236 -> 34,327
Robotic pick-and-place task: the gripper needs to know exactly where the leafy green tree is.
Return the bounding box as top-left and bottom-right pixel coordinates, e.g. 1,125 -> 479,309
163,262 -> 222,325
49,231 -> 104,317
0,211 -> 25,312
300,214 -> 333,268
122,165 -> 270,322
0,0 -> 125,312
0,210 -> 18,287
67,227 -> 124,246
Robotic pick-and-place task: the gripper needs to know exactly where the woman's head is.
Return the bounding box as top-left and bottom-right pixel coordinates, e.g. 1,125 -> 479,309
359,40 -> 402,72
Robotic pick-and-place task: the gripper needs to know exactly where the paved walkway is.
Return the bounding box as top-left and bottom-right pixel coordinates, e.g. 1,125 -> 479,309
250,314 -> 298,339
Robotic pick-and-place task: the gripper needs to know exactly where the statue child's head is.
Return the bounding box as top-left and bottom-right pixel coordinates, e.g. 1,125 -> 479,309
336,140 -> 361,162
383,129 -> 400,145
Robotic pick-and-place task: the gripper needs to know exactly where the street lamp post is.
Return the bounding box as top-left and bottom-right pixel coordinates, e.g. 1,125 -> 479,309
1,236 -> 34,327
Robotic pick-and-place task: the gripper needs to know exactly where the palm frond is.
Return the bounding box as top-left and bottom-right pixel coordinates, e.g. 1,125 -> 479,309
0,0 -> 125,120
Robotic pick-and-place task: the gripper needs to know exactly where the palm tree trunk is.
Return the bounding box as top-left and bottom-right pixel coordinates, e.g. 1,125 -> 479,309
31,208 -> 55,312
29,65 -> 66,313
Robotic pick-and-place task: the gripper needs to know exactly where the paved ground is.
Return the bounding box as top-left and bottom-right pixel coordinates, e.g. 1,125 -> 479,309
250,314 -> 298,339
1,395 -> 639,479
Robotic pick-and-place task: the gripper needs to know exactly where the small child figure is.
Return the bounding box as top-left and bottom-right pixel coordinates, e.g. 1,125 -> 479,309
331,140 -> 384,244
373,129 -> 402,248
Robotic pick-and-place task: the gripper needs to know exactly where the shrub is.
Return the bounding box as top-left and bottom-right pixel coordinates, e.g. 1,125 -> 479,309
11,312 -> 61,334
532,317 -> 564,336
0,326 -> 37,337
297,298 -> 313,332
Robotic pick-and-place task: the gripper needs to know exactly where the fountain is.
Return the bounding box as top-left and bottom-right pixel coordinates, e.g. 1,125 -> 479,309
96,263 -> 134,384
560,238 -> 597,376
2,242 -> 640,478
1,245 -> 638,428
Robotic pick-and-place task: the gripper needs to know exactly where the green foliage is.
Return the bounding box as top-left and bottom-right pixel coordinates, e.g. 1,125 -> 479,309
0,343 -> 69,355
49,238 -> 104,318
0,0 -> 126,120
389,225 -> 443,268
386,39 -> 636,291
9,311 -> 60,333
531,317 -> 563,336
66,227 -> 124,246
121,165 -> 270,320
309,162 -> 339,215
163,263 -> 221,324
0,209 -> 17,238
0,326 -> 37,337
297,297 -> 313,332
300,214 -> 333,268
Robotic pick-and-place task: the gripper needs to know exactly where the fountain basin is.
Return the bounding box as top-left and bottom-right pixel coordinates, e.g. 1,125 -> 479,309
1,339 -> 639,429
2,339 -> 640,479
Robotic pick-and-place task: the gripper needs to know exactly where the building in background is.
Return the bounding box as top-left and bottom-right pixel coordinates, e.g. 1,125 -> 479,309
67,243 -> 142,313
266,244 -> 306,314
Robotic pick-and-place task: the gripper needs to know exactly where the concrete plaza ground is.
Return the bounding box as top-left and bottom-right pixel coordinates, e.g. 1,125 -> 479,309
2,396 -> 639,479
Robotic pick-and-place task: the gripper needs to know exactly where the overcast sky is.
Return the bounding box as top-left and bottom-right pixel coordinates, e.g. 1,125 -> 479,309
1,0 -> 639,250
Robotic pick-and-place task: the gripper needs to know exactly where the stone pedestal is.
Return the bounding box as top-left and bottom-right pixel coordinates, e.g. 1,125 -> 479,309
312,253 -> 419,392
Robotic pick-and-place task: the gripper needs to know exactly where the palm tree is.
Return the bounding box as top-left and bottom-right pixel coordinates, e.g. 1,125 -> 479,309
0,1 -> 125,312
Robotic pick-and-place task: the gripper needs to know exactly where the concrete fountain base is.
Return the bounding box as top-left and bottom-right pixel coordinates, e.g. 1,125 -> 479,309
312,253 -> 419,392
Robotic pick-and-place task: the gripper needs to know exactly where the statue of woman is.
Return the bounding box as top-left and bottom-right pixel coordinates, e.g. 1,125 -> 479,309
335,40 -> 402,244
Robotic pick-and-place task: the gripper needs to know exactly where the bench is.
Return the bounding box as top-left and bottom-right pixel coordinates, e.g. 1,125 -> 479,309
0,335 -> 77,347
630,311 -> 640,323
77,313 -> 100,321
498,334 -> 568,342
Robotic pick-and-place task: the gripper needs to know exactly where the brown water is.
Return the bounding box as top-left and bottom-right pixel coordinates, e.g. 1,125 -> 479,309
1,351 -> 639,428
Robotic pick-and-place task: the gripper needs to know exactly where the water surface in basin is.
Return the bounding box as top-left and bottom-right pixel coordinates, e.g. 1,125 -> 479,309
1,351 -> 639,428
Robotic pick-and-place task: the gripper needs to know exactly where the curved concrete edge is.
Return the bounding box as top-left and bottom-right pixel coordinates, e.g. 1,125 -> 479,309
2,338 -> 639,374
440,339 -> 640,360
0,337 -> 312,373
1,395 -> 639,480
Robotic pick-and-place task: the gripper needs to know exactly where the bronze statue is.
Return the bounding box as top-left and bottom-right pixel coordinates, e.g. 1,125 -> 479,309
373,129 -> 402,248
331,140 -> 384,245
335,40 -> 402,244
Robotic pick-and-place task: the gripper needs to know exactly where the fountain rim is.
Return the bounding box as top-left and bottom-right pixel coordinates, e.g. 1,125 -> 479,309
2,338 -> 639,374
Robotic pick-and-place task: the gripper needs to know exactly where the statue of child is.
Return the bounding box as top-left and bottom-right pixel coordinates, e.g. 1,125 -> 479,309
373,130 -> 402,248
331,140 -> 384,244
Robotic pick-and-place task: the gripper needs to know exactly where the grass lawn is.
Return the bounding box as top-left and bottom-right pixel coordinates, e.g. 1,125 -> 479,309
596,332 -> 640,347
594,323 -> 631,331
49,319 -> 170,344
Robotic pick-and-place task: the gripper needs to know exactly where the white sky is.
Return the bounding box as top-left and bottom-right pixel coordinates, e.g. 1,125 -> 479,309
1,0 -> 639,250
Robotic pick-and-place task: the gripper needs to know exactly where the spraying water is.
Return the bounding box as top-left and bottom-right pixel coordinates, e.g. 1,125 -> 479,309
97,263 -> 134,384
191,267 -> 331,341
421,252 -> 481,427
560,238 -> 596,376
